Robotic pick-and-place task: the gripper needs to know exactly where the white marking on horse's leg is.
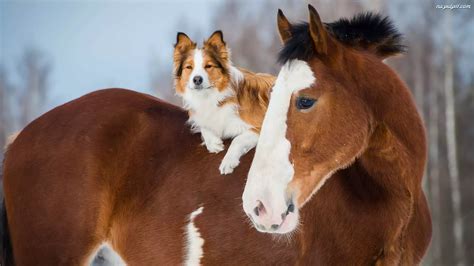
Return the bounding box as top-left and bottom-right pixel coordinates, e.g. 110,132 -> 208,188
87,242 -> 127,266
184,206 -> 205,266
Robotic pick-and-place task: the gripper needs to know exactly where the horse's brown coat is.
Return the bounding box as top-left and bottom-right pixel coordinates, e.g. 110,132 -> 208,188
1,89 -> 291,265
2,88 -> 431,265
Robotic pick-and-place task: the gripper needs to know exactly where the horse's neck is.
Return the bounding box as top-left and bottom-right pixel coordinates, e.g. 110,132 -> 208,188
360,123 -> 424,199
295,124 -> 423,262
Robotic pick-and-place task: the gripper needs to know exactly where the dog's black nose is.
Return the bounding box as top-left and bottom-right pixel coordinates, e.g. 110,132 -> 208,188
193,76 -> 203,86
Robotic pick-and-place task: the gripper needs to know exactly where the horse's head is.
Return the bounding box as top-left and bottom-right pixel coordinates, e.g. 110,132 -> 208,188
243,5 -> 408,234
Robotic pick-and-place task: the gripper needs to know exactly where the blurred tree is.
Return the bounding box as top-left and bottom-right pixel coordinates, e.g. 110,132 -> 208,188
0,67 -> 12,154
456,81 -> 474,264
17,48 -> 51,126
0,48 -> 51,165
443,10 -> 465,266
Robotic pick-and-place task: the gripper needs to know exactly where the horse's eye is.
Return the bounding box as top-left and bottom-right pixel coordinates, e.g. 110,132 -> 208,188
296,97 -> 317,110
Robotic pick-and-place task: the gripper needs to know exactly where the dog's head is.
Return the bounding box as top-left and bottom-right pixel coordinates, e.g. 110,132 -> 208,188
173,31 -> 233,101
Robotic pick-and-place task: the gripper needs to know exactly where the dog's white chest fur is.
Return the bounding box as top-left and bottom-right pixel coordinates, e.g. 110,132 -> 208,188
183,88 -> 251,138
180,86 -> 259,175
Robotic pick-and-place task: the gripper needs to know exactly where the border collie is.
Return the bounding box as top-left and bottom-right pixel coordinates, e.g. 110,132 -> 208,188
173,30 -> 275,174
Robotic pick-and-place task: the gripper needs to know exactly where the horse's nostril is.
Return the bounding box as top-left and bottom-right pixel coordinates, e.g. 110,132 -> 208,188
287,203 -> 295,214
253,206 -> 259,216
254,200 -> 266,217
282,202 -> 295,219
271,224 -> 280,230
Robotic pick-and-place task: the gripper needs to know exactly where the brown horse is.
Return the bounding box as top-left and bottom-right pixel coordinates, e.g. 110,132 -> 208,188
243,5 -> 431,265
1,6 -> 431,266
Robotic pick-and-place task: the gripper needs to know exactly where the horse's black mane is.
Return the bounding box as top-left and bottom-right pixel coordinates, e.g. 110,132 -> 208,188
278,12 -> 405,64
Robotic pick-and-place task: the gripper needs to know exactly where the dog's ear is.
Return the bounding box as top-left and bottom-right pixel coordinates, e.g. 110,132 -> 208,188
174,32 -> 196,52
173,32 -> 196,78
204,30 -> 229,62
205,30 -> 226,49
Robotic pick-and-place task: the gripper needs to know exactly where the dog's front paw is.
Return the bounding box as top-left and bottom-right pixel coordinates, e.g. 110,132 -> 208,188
219,154 -> 240,175
204,139 -> 224,153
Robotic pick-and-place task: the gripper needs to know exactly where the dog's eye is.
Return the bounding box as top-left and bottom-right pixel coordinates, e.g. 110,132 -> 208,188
296,97 -> 317,110
205,64 -> 213,69
185,65 -> 192,70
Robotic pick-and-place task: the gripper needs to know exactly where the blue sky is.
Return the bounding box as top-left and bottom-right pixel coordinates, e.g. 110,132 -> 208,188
1,0 -> 219,109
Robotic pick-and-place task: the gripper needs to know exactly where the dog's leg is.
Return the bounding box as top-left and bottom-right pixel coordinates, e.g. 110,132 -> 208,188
201,128 -> 224,153
219,130 -> 259,175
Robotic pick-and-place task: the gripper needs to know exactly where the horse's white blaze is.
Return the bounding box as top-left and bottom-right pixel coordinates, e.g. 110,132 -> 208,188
184,206 -> 205,266
242,60 -> 315,226
87,242 -> 127,266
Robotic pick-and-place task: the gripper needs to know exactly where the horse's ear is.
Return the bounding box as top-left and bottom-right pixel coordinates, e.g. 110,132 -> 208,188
205,30 -> 226,49
308,5 -> 328,55
277,9 -> 292,44
174,32 -> 195,51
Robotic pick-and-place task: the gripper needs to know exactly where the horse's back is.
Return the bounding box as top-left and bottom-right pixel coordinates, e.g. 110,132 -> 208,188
2,89 -> 192,265
3,88 -> 300,265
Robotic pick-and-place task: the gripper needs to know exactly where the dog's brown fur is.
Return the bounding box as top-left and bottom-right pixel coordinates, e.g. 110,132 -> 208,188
225,68 -> 274,132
